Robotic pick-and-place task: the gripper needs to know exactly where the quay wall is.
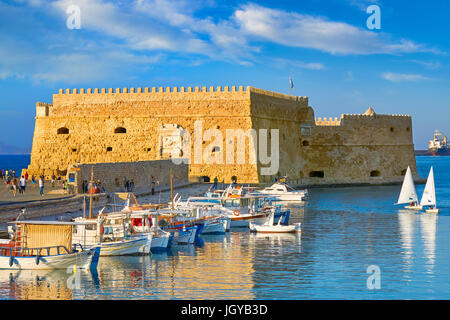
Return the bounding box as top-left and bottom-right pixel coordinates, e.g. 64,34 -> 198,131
67,159 -> 190,194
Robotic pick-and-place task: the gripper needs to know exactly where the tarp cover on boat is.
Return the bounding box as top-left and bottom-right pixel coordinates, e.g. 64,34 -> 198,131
21,224 -> 73,255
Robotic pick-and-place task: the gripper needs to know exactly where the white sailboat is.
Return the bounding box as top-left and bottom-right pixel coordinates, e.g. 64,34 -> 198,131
396,166 -> 422,210
420,166 -> 439,214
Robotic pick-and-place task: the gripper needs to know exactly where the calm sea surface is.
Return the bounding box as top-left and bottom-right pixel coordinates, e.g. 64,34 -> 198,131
0,155 -> 449,299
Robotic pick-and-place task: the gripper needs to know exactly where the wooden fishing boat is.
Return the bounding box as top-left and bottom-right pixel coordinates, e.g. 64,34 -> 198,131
0,221 -> 100,270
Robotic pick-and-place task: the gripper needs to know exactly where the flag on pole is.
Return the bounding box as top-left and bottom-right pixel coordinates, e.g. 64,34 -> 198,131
289,75 -> 294,89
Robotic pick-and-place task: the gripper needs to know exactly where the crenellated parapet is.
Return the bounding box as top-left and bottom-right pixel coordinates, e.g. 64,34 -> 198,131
315,116 -> 342,126
56,85 -> 249,95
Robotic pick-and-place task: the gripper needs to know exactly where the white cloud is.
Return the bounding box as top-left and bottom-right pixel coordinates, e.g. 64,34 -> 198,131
233,3 -> 439,55
381,72 -> 433,82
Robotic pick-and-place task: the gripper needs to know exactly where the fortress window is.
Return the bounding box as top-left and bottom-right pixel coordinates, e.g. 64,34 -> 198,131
212,146 -> 220,153
231,176 -> 238,183
401,169 -> 407,175
309,171 -> 324,178
106,147 -> 112,152
370,170 -> 381,177
57,127 -> 69,134
390,127 -> 394,132
115,127 -> 127,134
71,148 -> 77,152
146,148 -> 151,152
302,140 -> 310,146
406,127 -> 410,132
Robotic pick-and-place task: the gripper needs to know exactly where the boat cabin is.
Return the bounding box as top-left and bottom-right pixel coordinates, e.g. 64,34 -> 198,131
3,221 -> 86,257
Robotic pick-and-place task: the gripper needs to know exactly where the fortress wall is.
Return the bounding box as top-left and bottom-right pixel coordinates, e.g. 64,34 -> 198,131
247,89 -> 314,183
26,86 -> 259,183
26,85 -> 418,186
299,113 -> 417,185
67,159 -> 189,194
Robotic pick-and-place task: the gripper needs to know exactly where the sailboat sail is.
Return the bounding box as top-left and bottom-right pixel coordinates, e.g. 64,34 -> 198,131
420,167 -> 436,206
397,166 -> 418,204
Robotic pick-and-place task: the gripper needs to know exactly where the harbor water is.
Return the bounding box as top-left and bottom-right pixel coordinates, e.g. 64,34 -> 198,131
0,156 -> 449,299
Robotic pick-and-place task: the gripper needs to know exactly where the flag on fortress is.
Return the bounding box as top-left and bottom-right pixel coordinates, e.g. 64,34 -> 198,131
289,76 -> 294,89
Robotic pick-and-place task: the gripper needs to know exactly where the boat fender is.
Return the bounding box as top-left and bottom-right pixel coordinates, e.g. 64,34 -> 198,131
9,256 -> 14,267
233,209 -> 240,216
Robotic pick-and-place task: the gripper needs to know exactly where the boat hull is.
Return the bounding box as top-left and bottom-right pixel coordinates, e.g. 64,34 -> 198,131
249,223 -> 301,234
173,227 -> 197,244
0,247 -> 99,270
425,208 -> 439,214
202,221 -> 225,234
404,205 -> 423,210
150,234 -> 170,251
97,236 -> 150,256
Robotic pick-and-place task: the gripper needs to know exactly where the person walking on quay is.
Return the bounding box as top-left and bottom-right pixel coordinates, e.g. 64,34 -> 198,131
130,180 -> 135,192
0,169 -> 3,180
11,178 -> 18,197
212,177 -> 218,190
19,175 -> 26,194
151,175 -> 155,195
24,172 -> 28,180
38,177 -> 44,196
51,174 -> 56,187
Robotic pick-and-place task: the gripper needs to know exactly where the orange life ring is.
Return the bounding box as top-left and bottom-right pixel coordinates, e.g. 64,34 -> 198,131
233,209 -> 240,216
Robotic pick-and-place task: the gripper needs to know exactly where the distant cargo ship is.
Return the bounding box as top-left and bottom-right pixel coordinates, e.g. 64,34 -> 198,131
428,130 -> 450,156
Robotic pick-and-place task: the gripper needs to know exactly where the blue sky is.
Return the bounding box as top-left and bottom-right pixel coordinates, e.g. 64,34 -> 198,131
0,0 -> 449,149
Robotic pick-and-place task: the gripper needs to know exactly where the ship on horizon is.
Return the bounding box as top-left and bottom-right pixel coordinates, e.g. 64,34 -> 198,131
428,130 -> 450,156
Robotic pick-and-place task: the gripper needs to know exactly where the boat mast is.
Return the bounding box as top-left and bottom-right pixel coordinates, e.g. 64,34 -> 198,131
89,166 -> 94,219
170,168 -> 174,209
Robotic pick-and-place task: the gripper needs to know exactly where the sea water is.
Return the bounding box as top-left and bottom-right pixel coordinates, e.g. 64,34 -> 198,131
0,156 -> 449,299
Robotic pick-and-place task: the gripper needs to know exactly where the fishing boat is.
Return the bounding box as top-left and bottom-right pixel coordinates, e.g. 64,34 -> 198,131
249,210 -> 301,234
0,220 -> 100,270
252,182 -> 308,202
396,166 -> 422,210
72,212 -> 152,256
420,166 -> 439,214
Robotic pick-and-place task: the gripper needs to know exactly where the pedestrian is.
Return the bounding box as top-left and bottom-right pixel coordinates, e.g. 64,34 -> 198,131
151,175 -> 155,195
20,175 -> 26,194
24,172 -> 28,180
213,177 -> 218,190
38,177 -> 44,196
125,180 -> 130,192
130,180 -> 134,192
0,169 -> 3,180
12,178 -> 18,197
51,174 -> 56,187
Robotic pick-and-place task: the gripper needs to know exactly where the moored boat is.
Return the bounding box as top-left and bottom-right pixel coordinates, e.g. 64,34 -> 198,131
249,210 -> 301,234
1,221 -> 100,270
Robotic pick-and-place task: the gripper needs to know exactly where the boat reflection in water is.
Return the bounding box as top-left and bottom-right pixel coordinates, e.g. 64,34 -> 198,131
0,269 -> 79,300
420,213 -> 437,274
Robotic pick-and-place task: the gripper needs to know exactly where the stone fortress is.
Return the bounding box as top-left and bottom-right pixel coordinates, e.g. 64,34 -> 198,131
25,85 -> 419,186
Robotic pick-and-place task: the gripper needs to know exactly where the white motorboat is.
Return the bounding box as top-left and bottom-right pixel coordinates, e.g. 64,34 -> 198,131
252,182 -> 308,202
420,166 -> 439,214
396,166 -> 423,210
73,212 -> 152,256
1,221 -> 100,270
249,211 -> 301,234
